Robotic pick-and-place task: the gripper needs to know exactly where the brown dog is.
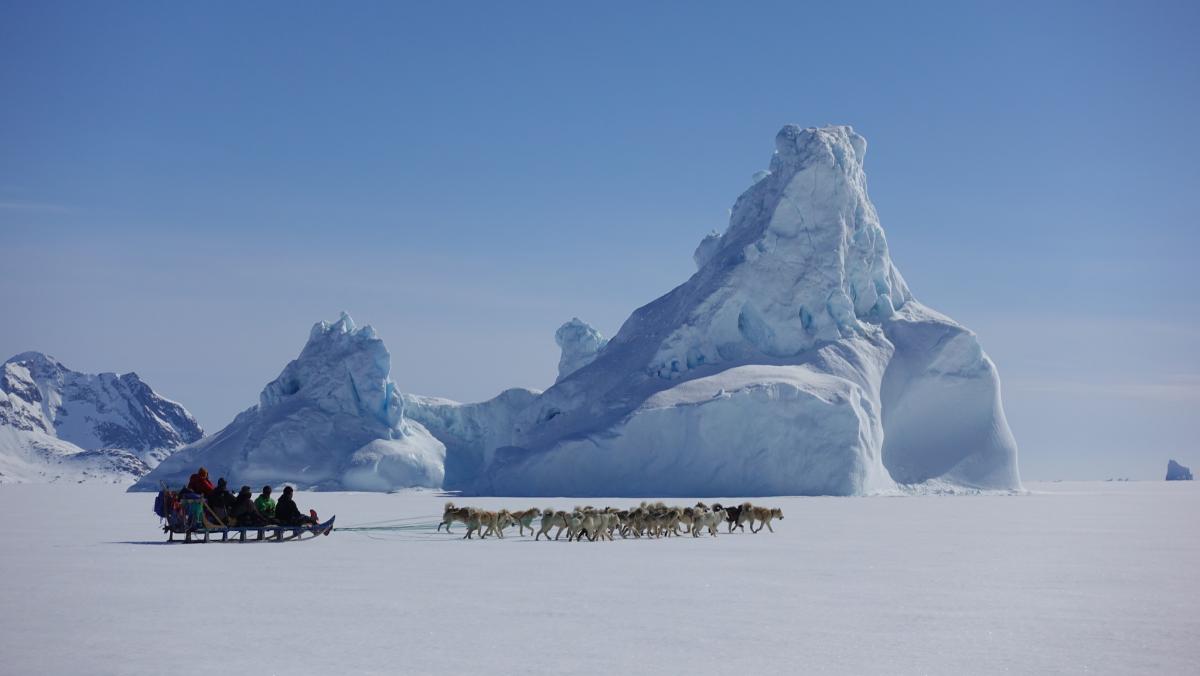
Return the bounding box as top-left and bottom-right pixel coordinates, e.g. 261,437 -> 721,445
749,506 -> 784,533
437,502 -> 471,533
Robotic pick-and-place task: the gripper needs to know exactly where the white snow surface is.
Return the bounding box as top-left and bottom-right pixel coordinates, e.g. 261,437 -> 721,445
439,125 -> 1021,496
1,481 -> 1196,675
132,313 -> 444,492
0,353 -> 202,483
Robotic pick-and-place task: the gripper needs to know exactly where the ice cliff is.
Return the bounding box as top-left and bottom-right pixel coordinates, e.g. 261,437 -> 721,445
132,313 -> 444,492
402,387 -> 539,490
0,352 -> 202,483
414,124 -> 1022,496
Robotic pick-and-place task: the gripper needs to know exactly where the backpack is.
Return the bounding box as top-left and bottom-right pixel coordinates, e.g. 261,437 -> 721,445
154,489 -> 181,520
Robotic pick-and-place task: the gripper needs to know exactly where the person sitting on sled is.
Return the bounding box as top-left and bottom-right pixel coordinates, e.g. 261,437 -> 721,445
230,485 -> 270,526
275,486 -> 317,526
187,467 -> 214,497
254,485 -> 277,521
207,477 -> 236,522
177,485 -> 205,528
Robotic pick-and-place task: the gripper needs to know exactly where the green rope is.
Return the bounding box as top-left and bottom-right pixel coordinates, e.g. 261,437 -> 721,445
335,521 -> 441,533
338,514 -> 441,529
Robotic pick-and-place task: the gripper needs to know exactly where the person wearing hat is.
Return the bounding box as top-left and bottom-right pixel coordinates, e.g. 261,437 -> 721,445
186,467 -> 214,497
207,477 -> 235,521
230,485 -> 269,526
275,486 -> 317,526
254,485 -> 277,521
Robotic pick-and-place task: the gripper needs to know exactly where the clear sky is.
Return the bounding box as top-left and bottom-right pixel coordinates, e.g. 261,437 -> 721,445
2,1 -> 1197,480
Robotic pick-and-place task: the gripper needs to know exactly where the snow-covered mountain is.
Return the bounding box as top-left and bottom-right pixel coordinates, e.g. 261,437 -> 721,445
410,124 -> 1022,496
0,352 -> 203,484
131,313 -> 444,492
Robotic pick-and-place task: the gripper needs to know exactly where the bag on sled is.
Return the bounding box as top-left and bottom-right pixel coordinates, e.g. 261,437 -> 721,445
154,489 -> 180,519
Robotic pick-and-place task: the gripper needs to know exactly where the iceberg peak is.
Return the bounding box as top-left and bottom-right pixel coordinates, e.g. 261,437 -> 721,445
310,310 -> 359,341
643,123 -> 910,376
134,313 -> 444,492
773,124 -> 867,167
554,318 -> 608,382
333,310 -> 356,332
264,313 -> 399,426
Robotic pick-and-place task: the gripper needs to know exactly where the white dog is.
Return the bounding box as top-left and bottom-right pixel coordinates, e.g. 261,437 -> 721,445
535,509 -> 570,541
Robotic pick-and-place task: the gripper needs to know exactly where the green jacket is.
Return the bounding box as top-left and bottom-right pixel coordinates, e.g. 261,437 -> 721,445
254,495 -> 276,518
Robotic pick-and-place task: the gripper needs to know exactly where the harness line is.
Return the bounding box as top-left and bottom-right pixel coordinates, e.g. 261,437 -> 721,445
333,515 -> 443,534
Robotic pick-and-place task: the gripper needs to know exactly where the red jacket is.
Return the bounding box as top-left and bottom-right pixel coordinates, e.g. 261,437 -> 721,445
187,473 -> 214,496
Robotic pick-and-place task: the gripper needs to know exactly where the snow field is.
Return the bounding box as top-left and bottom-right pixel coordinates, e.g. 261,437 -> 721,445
1,481 -> 1196,675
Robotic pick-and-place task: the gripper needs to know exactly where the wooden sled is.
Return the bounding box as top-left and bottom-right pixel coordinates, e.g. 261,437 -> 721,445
165,516 -> 336,543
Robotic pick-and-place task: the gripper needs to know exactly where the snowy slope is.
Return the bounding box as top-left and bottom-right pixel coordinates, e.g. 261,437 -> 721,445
131,313 -> 444,491
0,353 -> 202,483
431,125 -> 1021,496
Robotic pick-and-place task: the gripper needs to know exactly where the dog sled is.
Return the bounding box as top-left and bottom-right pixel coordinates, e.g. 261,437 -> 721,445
156,488 -> 335,543
164,515 -> 336,543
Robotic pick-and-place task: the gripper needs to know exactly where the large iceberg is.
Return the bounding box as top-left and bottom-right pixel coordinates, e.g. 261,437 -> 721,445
416,125 -> 1021,496
132,313 -> 444,492
127,125 -> 1020,497
0,352 -> 202,483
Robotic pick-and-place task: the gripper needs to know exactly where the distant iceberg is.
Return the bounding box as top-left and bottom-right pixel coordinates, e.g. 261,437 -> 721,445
132,313 -> 443,492
1166,459 -> 1193,481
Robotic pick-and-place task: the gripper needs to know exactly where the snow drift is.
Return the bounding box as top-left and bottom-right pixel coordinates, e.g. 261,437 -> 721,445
132,313 -> 444,492
416,124 -> 1021,496
0,352 -> 202,484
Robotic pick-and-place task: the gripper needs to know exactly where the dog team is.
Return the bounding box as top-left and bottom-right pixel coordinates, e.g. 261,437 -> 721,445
437,501 -> 784,541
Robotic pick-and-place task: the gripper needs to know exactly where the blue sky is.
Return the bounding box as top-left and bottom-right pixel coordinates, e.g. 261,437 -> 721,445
2,1 -> 1197,480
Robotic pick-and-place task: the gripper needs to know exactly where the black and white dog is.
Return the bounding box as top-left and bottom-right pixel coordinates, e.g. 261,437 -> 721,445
711,502 -> 748,533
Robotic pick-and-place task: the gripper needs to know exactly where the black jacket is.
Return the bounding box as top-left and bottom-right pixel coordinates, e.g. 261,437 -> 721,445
230,493 -> 267,525
275,494 -> 305,525
208,487 -> 235,517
